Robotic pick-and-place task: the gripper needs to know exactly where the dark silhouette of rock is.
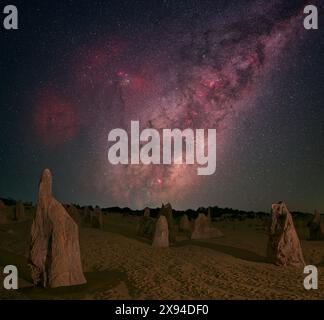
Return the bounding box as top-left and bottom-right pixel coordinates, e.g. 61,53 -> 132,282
13,201 -> 25,221
207,207 -> 212,225
308,210 -> 324,240
191,213 -> 223,240
137,207 -> 155,238
92,206 -> 103,229
0,200 -> 8,224
28,169 -> 87,288
144,207 -> 150,218
152,215 -> 169,248
160,203 -> 176,242
267,202 -> 305,267
81,206 -> 92,227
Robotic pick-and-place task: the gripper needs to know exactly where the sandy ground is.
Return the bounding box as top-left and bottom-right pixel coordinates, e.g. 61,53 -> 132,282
0,213 -> 324,300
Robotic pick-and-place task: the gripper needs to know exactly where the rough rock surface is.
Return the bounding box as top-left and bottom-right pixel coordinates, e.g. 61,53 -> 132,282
152,215 -> 169,248
207,208 -> 212,225
81,206 -> 93,227
0,200 -> 8,224
267,202 -> 305,267
160,203 -> 176,242
137,208 -> 155,238
308,210 -> 324,241
144,207 -> 150,218
179,214 -> 191,232
14,201 -> 25,221
66,205 -> 81,226
92,206 -> 103,229
29,169 -> 87,288
191,213 -> 223,240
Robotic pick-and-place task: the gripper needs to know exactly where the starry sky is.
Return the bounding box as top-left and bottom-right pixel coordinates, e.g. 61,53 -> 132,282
0,0 -> 323,212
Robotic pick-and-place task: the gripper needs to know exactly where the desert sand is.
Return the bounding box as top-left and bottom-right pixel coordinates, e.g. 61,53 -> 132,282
0,209 -> 324,300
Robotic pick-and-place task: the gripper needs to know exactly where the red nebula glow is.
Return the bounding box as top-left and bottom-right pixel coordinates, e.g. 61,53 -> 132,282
33,91 -> 79,146
38,2 -> 307,208
116,70 -> 152,93
130,75 -> 148,91
202,79 -> 216,89
117,70 -> 127,77
73,38 -> 128,86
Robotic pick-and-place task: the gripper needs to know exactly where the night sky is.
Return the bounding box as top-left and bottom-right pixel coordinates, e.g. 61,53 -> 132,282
0,0 -> 323,212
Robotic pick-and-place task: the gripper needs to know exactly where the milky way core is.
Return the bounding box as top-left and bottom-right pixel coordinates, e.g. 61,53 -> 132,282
30,1 -> 310,209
